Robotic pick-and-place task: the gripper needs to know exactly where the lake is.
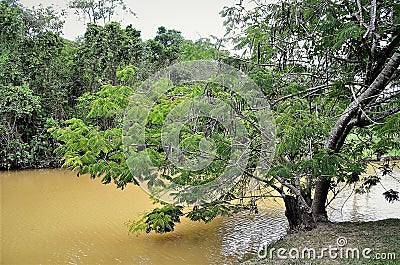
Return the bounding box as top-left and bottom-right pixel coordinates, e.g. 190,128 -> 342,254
1,165 -> 399,264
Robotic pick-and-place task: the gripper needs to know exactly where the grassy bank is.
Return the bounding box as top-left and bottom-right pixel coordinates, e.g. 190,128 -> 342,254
241,219 -> 399,265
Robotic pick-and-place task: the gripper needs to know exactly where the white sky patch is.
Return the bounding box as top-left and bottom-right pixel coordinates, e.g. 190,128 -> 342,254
19,0 -> 236,41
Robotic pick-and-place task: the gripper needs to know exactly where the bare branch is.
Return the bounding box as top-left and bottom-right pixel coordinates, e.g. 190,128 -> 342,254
271,84 -> 331,106
369,0 -> 377,33
355,0 -> 369,29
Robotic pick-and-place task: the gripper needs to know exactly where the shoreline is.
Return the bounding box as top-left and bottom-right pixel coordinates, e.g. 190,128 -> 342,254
2,156 -> 399,171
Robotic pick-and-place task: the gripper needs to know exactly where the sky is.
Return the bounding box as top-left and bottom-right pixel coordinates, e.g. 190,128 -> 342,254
19,0 -> 237,41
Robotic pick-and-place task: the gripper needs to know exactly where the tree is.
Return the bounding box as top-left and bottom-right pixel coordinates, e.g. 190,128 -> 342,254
0,84 -> 40,169
50,67 -> 137,187
50,48 -> 255,235
137,26 -> 187,80
50,0 -> 400,234
73,22 -> 143,93
68,0 -> 134,25
0,0 -> 73,169
221,0 -> 400,228
179,38 -> 229,61
143,27 -> 184,65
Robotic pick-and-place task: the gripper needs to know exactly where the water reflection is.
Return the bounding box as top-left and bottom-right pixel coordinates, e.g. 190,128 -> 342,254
219,208 -> 287,260
328,170 -> 400,222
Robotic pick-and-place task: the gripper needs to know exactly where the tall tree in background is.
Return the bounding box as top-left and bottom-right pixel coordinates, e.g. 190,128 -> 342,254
68,0 -> 134,25
73,22 -> 143,93
142,27 -> 184,69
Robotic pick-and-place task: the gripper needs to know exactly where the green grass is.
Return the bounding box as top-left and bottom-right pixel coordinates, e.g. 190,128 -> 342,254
240,219 -> 400,265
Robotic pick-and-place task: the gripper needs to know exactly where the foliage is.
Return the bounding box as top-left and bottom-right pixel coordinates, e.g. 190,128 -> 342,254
50,67 -> 137,187
50,118 -> 134,187
129,200 -> 256,235
73,22 -> 143,93
0,1 -> 72,169
68,0 -> 134,24
0,1 -> 223,171
129,204 -> 184,235
179,38 -> 228,61
5,0 -> 399,234
186,201 -> 256,223
220,0 -> 400,218
138,26 -> 185,77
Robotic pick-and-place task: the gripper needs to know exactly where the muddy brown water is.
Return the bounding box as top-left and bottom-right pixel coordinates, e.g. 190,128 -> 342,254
1,167 -> 399,264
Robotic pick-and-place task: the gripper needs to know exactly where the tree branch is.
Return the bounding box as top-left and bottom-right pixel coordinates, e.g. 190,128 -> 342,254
273,175 -> 312,212
271,84 -> 331,106
355,0 -> 369,29
325,46 -> 400,152
369,0 -> 377,33
360,106 -> 400,126
371,30 -> 400,81
369,87 -> 400,107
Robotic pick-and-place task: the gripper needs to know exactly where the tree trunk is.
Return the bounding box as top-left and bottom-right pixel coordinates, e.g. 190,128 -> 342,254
284,195 -> 316,231
311,177 -> 330,222
312,46 -> 400,222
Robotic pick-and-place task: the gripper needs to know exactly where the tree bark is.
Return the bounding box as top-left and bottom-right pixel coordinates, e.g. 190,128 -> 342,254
284,195 -> 316,231
311,177 -> 330,221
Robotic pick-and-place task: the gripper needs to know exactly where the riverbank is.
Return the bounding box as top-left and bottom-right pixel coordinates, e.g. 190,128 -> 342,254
240,218 -> 399,265
0,159 -> 60,170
